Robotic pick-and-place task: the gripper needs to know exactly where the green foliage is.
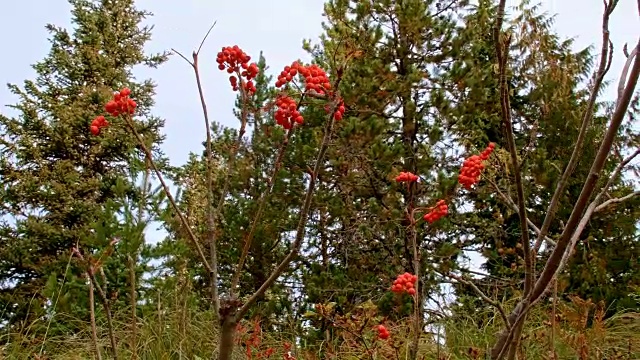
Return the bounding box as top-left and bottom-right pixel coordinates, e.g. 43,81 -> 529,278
0,0 -> 166,337
443,0 -> 640,319
1,0 -> 638,358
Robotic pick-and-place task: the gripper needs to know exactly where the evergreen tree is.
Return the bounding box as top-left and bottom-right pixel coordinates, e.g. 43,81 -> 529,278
296,0 -> 469,346
443,0 -> 640,320
0,0 -> 167,335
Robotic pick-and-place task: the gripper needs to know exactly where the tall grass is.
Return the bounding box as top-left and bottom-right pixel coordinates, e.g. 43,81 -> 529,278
2,295 -> 638,359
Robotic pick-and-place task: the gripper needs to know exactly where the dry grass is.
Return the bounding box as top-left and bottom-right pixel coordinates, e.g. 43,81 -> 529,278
1,295 -> 638,360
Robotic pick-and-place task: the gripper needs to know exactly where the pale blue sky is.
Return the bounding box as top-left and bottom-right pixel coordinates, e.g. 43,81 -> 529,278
0,0 -> 637,248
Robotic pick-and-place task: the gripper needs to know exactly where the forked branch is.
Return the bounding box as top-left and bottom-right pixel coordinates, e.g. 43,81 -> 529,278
230,127 -> 296,295
236,91 -> 342,319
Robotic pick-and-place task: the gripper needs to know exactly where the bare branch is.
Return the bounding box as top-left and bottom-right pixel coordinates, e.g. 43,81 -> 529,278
532,38 -> 640,307
230,128 -> 295,293
532,0 -> 616,256
618,45 -> 638,101
492,0 -> 534,299
123,116 -> 213,274
172,21 -> 230,314
190,50 -> 220,314
170,48 -> 194,66
490,2 -> 634,359
236,90 -> 343,320
553,144 -> 639,313
595,191 -> 640,212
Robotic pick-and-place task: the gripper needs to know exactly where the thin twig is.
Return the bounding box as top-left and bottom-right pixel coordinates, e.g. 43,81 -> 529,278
493,0 -> 534,300
88,271 -> 118,360
196,21 -> 217,56
230,127 -> 295,294
595,191 -> 640,212
123,116 -> 213,273
88,274 -> 102,360
532,0 -> 615,256
447,273 -> 511,329
487,178 -> 557,248
408,182 -> 421,360
618,45 -> 638,101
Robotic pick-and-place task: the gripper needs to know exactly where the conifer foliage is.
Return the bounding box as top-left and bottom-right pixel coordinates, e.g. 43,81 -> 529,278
0,0 -> 166,330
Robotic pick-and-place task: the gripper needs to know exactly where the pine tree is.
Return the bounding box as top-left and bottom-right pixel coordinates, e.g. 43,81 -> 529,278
295,0 -> 469,351
0,0 -> 167,335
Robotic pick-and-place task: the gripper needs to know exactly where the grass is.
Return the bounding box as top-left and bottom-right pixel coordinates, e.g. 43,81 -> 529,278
2,295 -> 639,359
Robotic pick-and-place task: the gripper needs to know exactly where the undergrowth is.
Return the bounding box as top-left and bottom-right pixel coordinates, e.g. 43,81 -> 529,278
2,295 -> 638,360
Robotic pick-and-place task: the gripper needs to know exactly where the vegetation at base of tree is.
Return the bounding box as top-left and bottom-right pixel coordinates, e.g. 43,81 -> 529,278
0,0 -> 638,359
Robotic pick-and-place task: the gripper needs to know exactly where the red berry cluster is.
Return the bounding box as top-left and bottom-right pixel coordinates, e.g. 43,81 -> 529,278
105,87 -> 136,117
423,200 -> 448,223
274,96 -> 304,129
301,64 -> 331,95
395,171 -> 419,183
89,115 -> 109,136
390,272 -> 417,295
216,46 -> 259,94
459,142 -> 496,189
275,62 -> 332,95
377,325 -> 390,340
275,61 -> 301,88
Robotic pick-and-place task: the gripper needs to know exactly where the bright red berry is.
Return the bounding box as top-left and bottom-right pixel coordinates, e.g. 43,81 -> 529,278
423,199 -> 448,223
89,115 -> 110,136
274,95 -> 303,129
377,324 -> 390,340
104,88 -> 136,117
276,62 -> 332,96
390,272 -> 418,296
459,143 -> 495,189
332,98 -> 345,121
216,45 -> 259,95
395,171 -> 419,183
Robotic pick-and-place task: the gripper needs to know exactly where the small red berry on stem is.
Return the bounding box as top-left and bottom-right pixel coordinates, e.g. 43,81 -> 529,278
276,61 -> 303,88
333,98 -> 345,121
89,115 -> 109,136
276,62 -> 332,96
423,199 -> 448,223
274,95 -> 303,129
105,87 -> 137,117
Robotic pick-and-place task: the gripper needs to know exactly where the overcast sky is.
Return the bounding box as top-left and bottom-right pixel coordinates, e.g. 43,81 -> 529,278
0,0 -> 637,248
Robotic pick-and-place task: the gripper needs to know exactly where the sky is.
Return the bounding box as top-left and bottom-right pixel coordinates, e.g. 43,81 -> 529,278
0,0 -> 638,252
